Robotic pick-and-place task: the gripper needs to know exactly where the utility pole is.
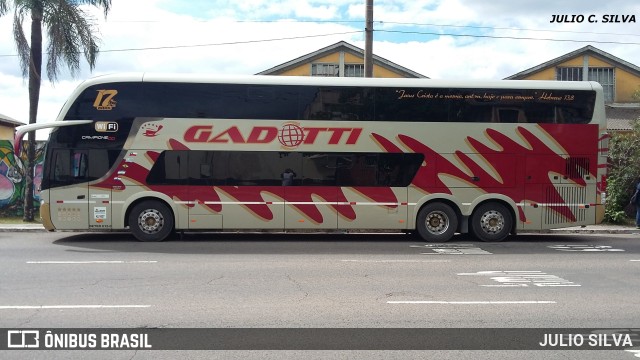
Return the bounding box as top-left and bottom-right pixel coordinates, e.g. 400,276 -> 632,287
364,0 -> 373,77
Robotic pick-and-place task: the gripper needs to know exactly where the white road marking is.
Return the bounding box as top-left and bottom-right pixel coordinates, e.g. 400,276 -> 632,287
457,270 -> 580,287
411,244 -> 492,255
27,261 -> 158,264
341,260 -> 451,263
0,305 -> 151,309
625,349 -> 640,358
549,245 -> 625,252
631,260 -> 640,262
387,301 -> 556,304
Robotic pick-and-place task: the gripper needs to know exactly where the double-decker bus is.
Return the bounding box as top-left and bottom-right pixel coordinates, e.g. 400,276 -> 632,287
15,74 -> 607,242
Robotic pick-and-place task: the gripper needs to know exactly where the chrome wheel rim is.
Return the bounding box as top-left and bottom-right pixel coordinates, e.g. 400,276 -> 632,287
138,209 -> 164,234
425,211 -> 449,235
479,210 -> 504,234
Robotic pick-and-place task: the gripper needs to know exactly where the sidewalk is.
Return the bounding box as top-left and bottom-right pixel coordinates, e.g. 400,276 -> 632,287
0,223 -> 47,232
0,223 -> 638,234
546,224 -> 640,234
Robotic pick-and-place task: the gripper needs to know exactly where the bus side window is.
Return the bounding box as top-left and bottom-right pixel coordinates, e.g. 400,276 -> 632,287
50,149 -> 91,185
52,150 -> 71,182
557,107 -> 583,124
147,151 -> 188,185
523,105 -> 554,123
468,106 -> 492,123
188,150 -> 226,186
302,154 -> 336,186
88,150 -> 109,180
164,151 -> 188,181
495,108 -> 527,123
73,153 -> 88,179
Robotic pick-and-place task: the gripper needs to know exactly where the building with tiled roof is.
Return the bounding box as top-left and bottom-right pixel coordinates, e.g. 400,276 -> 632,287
505,45 -> 640,131
257,41 -> 426,78
0,113 -> 24,140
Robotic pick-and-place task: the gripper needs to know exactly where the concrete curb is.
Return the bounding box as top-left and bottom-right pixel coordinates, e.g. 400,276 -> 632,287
0,225 -> 47,232
0,225 -> 638,234
544,229 -> 640,235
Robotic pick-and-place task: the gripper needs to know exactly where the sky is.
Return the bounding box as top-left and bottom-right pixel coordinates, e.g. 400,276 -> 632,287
0,0 -> 639,139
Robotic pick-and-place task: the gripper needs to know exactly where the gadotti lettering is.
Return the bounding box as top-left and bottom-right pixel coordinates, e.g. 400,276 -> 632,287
183,125 -> 363,147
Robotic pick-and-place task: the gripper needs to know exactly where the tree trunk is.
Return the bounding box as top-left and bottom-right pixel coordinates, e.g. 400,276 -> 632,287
24,11 -> 42,222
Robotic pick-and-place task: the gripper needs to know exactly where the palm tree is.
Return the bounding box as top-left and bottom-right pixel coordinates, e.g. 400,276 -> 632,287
0,0 -> 112,221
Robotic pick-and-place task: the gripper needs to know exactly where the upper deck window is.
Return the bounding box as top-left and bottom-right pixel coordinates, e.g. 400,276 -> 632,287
63,82 -> 596,124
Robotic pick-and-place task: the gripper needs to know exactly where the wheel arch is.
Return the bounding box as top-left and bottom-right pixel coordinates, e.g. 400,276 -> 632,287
413,195 -> 464,233
469,196 -> 519,235
123,192 -> 178,229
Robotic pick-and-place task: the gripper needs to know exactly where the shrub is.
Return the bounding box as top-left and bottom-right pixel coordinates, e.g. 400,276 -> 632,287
604,119 -> 640,223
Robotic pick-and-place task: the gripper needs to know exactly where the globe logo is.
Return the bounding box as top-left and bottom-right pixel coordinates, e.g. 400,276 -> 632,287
278,123 -> 305,148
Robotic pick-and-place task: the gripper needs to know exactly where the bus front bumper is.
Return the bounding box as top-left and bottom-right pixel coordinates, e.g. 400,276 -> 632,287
40,202 -> 56,231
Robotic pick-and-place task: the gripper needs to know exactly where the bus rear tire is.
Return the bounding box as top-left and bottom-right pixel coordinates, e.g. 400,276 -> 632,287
129,200 -> 174,242
470,202 -> 512,242
416,203 -> 458,242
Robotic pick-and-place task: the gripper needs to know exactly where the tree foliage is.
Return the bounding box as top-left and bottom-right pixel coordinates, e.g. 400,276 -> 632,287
604,118 -> 640,223
633,86 -> 640,101
0,0 -> 111,221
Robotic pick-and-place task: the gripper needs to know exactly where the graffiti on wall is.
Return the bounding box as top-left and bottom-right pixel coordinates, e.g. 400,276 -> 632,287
0,140 -> 45,217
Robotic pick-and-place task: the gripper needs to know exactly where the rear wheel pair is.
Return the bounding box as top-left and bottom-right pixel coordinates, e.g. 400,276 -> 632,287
416,202 -> 512,242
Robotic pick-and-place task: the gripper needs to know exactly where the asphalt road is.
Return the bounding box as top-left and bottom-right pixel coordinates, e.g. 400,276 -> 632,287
0,231 -> 639,359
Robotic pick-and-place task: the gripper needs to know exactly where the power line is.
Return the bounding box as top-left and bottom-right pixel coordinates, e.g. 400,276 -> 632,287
377,29 -> 640,46
99,30 -> 361,53
0,31 -> 362,57
105,18 -> 364,24
102,18 -> 640,38
1,25 -> 639,58
379,21 -> 640,38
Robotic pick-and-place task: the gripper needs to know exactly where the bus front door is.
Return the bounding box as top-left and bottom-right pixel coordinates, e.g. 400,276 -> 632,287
48,149 -> 90,230
87,149 -> 115,230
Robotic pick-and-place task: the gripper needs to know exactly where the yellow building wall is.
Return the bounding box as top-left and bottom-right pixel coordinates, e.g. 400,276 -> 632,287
521,68 -> 555,81
344,53 -> 360,63
0,126 -> 15,141
277,51 -> 408,78
616,67 -> 640,102
315,54 -> 341,63
519,55 -> 640,103
373,66 -> 405,78
278,65 -> 311,77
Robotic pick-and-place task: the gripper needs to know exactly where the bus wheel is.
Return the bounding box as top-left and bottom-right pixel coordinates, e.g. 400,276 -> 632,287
470,203 -> 512,242
129,200 -> 174,242
416,203 -> 458,242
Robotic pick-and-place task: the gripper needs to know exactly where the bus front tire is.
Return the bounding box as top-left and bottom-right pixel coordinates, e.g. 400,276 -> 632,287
470,202 -> 512,242
129,200 -> 174,242
416,203 -> 458,242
